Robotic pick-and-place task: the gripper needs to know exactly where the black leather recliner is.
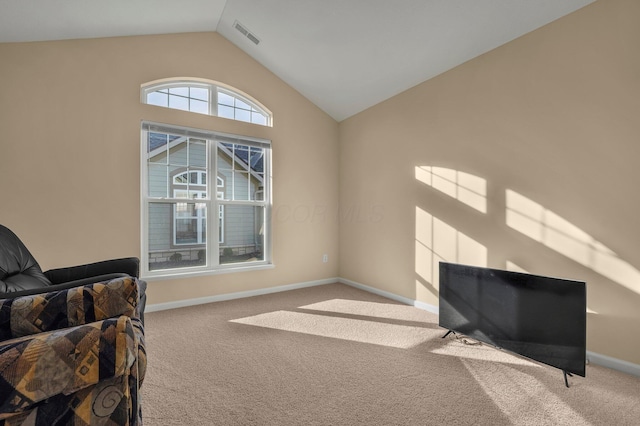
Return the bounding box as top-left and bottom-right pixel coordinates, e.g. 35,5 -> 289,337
0,224 -> 147,323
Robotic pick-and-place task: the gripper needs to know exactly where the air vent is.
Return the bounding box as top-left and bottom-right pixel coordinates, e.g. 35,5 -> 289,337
233,20 -> 260,45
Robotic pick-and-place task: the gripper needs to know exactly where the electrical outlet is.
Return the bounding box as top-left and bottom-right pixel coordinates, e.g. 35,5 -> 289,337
322,254 -> 328,263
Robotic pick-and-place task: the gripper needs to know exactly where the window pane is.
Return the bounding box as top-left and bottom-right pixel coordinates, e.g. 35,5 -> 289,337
168,139 -> 188,166
250,180 -> 262,201
250,148 -> 264,173
235,98 -> 250,110
175,202 -> 206,244
148,203 -> 171,252
235,108 -> 251,123
217,142 -> 263,201
169,94 -> 189,111
218,104 -> 234,119
169,87 -> 189,97
234,145 -> 249,162
219,205 -> 264,264
219,175 -> 232,200
176,218 -> 198,243
188,138 -> 207,168
173,170 -> 207,199
147,91 -> 168,107
251,113 -> 267,126
148,164 -> 168,197
186,189 -> 207,199
174,189 -> 189,199
233,171 -> 250,200
148,202 -> 207,271
218,91 -> 234,107
219,205 -> 224,243
148,133 -> 168,161
201,216 -> 208,243
217,145 -> 232,172
254,187 -> 264,201
190,87 -> 209,101
190,99 -> 209,115
174,173 -> 188,185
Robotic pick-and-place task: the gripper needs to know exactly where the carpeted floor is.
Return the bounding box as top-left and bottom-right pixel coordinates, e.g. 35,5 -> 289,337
141,283 -> 640,425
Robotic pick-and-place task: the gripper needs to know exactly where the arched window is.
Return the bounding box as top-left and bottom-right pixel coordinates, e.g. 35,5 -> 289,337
141,79 -> 272,126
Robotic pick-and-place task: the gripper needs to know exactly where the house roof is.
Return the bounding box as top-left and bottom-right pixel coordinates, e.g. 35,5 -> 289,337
148,133 -> 264,174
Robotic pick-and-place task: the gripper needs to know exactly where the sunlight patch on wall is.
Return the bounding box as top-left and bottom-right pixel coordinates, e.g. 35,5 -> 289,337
415,166 -> 487,213
230,310 -> 441,349
415,206 -> 487,289
505,261 -> 528,273
506,189 -> 640,294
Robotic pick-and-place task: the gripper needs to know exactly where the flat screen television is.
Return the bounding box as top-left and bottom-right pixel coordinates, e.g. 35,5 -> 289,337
439,262 -> 586,383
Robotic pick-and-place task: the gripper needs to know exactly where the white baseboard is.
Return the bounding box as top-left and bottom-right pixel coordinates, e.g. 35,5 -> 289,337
586,351 -> 640,377
145,277 -> 339,313
338,277 -> 439,314
146,275 -> 640,378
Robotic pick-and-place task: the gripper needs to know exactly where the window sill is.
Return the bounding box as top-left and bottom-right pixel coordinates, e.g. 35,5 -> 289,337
142,262 -> 275,281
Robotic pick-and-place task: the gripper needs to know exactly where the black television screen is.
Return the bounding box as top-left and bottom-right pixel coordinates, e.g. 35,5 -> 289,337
439,262 -> 586,377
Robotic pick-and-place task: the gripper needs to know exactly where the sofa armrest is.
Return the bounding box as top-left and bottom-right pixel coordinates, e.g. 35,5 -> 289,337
0,277 -> 139,340
44,257 -> 141,284
0,316 -> 138,417
3,273 -> 131,299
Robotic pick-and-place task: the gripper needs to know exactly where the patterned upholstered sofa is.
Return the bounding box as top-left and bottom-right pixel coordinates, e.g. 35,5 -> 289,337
0,277 -> 146,425
0,224 -> 147,325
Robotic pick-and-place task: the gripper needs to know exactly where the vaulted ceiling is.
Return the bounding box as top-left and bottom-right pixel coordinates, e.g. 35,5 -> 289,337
0,0 -> 595,121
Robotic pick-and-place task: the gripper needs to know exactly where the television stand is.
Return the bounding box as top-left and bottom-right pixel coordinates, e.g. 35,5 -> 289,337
563,370 -> 573,388
441,330 -> 455,339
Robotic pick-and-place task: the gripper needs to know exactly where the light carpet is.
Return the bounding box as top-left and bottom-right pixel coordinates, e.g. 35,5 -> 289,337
141,283 -> 640,425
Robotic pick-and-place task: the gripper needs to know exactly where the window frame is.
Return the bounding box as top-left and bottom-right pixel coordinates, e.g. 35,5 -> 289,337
141,121 -> 273,279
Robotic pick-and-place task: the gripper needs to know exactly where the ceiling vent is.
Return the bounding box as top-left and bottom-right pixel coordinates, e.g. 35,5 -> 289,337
233,20 -> 260,45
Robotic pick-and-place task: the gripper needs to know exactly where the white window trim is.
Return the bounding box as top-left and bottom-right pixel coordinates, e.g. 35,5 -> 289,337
141,121 -> 272,279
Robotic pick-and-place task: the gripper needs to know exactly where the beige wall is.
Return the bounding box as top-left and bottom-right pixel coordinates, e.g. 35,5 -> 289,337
339,0 -> 640,364
0,32 -> 340,303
